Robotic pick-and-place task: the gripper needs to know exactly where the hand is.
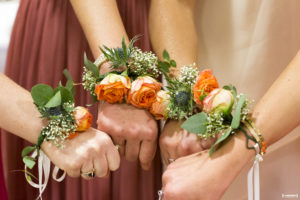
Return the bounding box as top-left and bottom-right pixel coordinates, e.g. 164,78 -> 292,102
162,132 -> 254,200
42,128 -> 120,179
97,101 -> 158,170
160,120 -> 216,165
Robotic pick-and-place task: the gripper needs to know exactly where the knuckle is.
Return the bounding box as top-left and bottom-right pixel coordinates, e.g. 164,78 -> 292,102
144,128 -> 157,141
128,129 -> 139,140
178,142 -> 190,156
164,184 -> 185,200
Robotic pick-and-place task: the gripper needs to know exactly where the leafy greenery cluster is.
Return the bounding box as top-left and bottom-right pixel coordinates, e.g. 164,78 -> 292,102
22,72 -> 77,170
181,87 -> 252,156
158,50 -> 198,120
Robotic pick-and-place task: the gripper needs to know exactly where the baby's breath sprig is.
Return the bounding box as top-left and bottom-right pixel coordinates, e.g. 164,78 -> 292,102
128,47 -> 160,78
178,64 -> 199,85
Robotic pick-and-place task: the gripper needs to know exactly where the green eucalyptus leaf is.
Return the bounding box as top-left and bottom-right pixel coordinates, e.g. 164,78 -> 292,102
158,61 -> 170,73
170,60 -> 177,67
59,86 -> 74,103
23,156 -> 36,169
31,84 -> 54,106
231,94 -> 247,129
84,53 -> 99,78
209,127 -> 232,156
21,146 -> 36,157
26,175 -> 32,181
181,112 -> 207,135
163,50 -> 170,61
66,80 -> 75,96
223,84 -> 237,98
63,69 -> 73,81
45,91 -> 61,108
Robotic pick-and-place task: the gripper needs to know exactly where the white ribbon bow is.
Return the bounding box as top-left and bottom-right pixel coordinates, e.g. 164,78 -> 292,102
24,150 -> 66,200
247,143 -> 263,200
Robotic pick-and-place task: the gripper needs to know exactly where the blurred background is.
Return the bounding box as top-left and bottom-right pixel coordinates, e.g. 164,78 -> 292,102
0,0 -> 19,72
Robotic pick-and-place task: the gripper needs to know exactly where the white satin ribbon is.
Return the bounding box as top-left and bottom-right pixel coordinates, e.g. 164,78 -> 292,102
247,143 -> 263,200
24,150 -> 66,200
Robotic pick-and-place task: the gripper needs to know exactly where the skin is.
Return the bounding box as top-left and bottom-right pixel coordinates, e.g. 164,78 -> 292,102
149,0 -> 214,165
0,73 -> 120,179
162,51 -> 300,199
70,0 -> 158,170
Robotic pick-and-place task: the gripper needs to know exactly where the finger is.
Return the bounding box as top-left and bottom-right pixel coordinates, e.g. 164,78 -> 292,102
112,136 -> 125,156
160,146 -> 170,168
93,155 -> 108,178
139,140 -> 157,170
177,134 -> 203,157
106,143 -> 121,171
125,140 -> 140,162
80,161 -> 94,180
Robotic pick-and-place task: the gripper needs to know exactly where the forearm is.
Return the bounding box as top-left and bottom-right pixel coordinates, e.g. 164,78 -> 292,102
0,73 -> 43,143
149,0 -> 198,77
252,50 -> 300,145
70,0 -> 128,59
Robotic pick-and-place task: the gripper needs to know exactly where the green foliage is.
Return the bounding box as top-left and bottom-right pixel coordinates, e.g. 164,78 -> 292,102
21,146 -> 36,157
157,49 -> 177,83
84,53 -> 99,79
223,84 -> 237,98
231,94 -> 247,129
100,36 -> 139,70
163,50 -> 170,61
209,127 -> 232,156
45,91 -> 62,108
63,69 -> 75,96
23,156 -> 36,169
166,80 -> 195,120
181,113 -> 207,135
31,84 -> 54,106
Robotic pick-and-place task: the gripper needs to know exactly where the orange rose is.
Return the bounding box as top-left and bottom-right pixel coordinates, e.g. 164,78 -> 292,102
68,132 -> 79,140
150,90 -> 170,120
94,74 -> 131,104
74,106 -> 92,132
193,69 -> 219,107
127,76 -> 162,108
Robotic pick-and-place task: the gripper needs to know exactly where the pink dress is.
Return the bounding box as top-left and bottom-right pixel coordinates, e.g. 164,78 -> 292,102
2,0 -> 162,199
0,130 -> 8,200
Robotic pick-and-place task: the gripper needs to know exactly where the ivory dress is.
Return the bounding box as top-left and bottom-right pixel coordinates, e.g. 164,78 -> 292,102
195,0 -> 300,199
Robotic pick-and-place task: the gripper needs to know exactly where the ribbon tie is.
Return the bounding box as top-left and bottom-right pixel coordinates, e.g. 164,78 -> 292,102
247,143 -> 263,200
24,150 -> 66,200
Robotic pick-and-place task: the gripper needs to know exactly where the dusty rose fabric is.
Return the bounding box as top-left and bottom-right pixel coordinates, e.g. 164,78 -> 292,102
1,0 -> 161,199
0,130 -> 8,200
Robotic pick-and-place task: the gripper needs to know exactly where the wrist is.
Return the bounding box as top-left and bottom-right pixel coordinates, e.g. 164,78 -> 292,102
213,132 -> 255,179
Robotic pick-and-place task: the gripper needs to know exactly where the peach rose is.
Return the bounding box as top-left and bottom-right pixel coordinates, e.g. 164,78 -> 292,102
193,69 -> 219,108
127,76 -> 162,108
74,106 -> 92,132
94,74 -> 131,104
150,90 -> 170,120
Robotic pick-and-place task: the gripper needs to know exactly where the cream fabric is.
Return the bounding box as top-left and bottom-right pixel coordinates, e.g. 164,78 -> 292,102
195,0 -> 300,199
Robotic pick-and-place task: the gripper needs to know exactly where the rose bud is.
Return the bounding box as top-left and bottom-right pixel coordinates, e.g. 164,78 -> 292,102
150,90 -> 170,120
73,106 -> 92,132
193,69 -> 219,108
203,88 -> 234,115
127,76 -> 162,109
94,73 -> 131,104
